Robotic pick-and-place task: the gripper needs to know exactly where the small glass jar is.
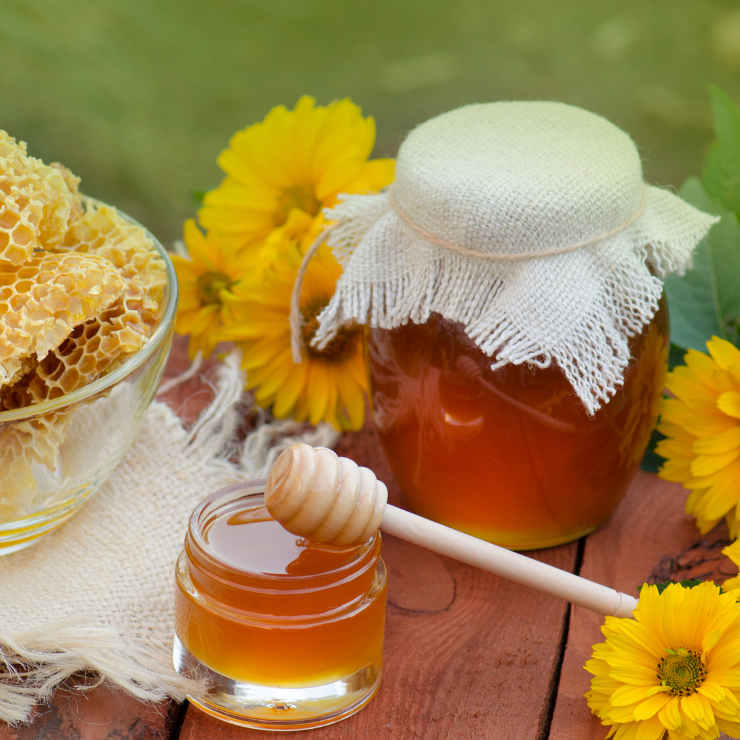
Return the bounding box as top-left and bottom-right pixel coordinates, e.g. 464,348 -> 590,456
173,480 -> 387,731
367,298 -> 669,551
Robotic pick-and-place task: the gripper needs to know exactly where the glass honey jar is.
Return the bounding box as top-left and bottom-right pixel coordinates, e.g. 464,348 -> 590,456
173,479 -> 387,730
304,102 -> 714,553
366,297 -> 669,550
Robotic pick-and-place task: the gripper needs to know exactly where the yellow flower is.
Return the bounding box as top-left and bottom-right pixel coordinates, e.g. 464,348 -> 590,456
656,337 -> 740,538
171,219 -> 250,359
198,96 -> 395,251
722,541 -> 740,596
217,224 -> 366,431
585,581 -> 740,740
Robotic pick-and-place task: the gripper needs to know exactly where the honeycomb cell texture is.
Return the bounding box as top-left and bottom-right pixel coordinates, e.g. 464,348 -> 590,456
0,130 -> 82,265
18,200 -> 169,402
0,252 -> 126,389
3,302 -> 150,407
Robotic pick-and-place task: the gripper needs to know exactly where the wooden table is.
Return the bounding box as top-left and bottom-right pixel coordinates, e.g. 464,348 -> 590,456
1,340 -> 734,740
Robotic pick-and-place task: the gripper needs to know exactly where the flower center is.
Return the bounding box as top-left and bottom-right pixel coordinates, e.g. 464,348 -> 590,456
197,272 -> 231,305
277,184 -> 321,224
657,648 -> 707,697
301,296 -> 361,362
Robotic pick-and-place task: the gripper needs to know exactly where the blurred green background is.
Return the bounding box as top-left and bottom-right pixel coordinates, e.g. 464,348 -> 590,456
2,0 -> 739,245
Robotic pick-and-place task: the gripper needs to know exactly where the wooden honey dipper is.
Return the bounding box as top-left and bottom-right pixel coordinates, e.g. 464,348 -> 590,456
264,444 -> 638,619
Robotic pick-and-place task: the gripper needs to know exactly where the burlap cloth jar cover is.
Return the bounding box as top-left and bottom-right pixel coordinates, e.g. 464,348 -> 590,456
314,101 -> 718,413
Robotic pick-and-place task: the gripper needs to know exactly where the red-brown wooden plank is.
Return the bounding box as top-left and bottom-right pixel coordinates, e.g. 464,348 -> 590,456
548,473 -> 724,739
0,680 -> 180,740
180,422 -> 578,740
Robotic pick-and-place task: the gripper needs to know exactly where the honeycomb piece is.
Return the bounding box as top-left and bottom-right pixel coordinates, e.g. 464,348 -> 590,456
0,251 -> 126,388
12,299 -> 149,406
0,130 -> 82,264
2,201 -> 168,403
57,200 -> 167,314
0,298 -> 151,409
50,162 -> 84,221
0,412 -> 68,521
0,356 -> 37,410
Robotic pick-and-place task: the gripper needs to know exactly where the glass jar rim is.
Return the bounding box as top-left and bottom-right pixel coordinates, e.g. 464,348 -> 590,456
0,196 -> 178,423
187,480 -> 380,584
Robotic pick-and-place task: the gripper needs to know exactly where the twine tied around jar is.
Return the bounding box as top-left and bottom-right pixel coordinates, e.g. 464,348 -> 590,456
289,184 -> 649,364
290,223 -> 339,363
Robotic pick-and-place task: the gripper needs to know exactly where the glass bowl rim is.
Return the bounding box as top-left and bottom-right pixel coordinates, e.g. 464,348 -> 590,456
0,197 -> 179,423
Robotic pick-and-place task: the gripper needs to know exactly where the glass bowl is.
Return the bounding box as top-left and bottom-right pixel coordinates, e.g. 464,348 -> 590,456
0,203 -> 178,555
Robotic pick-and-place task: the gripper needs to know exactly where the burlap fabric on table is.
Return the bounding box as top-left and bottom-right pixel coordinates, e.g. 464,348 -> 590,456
315,101 -> 718,414
0,352 -> 338,724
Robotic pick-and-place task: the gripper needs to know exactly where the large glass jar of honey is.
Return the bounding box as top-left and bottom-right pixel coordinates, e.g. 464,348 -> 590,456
366,297 -> 669,550
173,480 -> 387,730
308,101 -> 715,552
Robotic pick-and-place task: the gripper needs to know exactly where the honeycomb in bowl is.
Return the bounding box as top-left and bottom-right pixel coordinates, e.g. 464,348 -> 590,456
17,202 -> 169,403
55,200 -> 166,323
0,129 -> 168,526
2,302 -> 151,408
0,131 -> 82,265
0,251 -> 126,388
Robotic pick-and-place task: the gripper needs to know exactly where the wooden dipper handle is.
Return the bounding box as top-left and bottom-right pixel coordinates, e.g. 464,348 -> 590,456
265,444 -> 638,619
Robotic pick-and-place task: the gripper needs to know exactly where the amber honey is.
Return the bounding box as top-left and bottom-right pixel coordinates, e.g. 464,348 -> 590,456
367,299 -> 669,550
173,480 -> 387,730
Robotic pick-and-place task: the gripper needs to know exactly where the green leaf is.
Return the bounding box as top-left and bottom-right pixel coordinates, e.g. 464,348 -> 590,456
668,343 -> 686,371
704,86 -> 740,215
639,579 -> 708,595
193,190 -> 207,206
664,177 -> 740,350
641,428 -> 666,473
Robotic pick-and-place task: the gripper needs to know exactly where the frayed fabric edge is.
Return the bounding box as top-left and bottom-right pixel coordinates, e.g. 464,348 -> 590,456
0,617 -> 204,725
315,187 -> 717,413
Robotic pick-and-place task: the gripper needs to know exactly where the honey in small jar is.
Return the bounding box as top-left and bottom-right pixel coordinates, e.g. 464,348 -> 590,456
173,479 -> 387,730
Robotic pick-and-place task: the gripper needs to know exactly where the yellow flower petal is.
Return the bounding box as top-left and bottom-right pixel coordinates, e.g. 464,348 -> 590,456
272,362 -> 309,419
685,347 -> 722,388
688,460 -> 740,523
708,336 -> 740,372
302,363 -> 326,426
693,426 -> 740,455
698,680 -> 726,703
658,340 -> 740,536
230,226 -> 368,429
632,692 -> 670,720
658,696 -> 682,731
173,222 -> 248,360
669,367 -> 720,403
718,391 -> 740,419
680,689 -> 706,722
707,669 -> 740,688
723,541 -> 740,568
611,684 -> 653,707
